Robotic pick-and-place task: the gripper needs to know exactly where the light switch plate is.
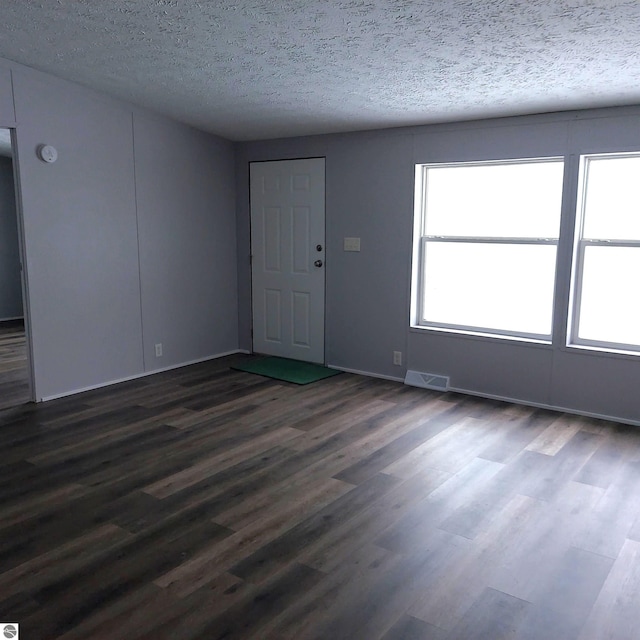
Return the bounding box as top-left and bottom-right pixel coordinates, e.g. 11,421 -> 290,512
344,237 -> 361,252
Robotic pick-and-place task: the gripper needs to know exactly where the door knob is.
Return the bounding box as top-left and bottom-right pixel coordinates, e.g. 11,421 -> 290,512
314,259 -> 323,268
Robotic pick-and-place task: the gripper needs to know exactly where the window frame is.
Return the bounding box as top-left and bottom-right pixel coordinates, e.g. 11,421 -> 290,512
568,151 -> 640,354
413,157 -> 565,342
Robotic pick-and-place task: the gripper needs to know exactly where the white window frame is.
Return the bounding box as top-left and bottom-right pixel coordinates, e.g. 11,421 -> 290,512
413,157 -> 564,342
569,151 -> 640,354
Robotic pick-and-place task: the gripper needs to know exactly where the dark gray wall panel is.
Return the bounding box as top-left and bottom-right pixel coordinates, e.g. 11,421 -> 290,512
412,118 -> 570,163
5,57 -> 240,400
568,109 -> 640,154
134,113 -> 238,370
0,65 -> 15,125
408,331 -> 554,406
550,350 -> 640,423
324,133 -> 413,376
12,69 -> 144,399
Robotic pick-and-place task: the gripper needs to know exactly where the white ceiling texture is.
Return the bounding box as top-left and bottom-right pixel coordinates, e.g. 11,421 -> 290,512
0,1 -> 639,141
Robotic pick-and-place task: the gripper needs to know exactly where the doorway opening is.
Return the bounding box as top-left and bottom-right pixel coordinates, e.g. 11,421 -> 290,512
0,127 -> 32,411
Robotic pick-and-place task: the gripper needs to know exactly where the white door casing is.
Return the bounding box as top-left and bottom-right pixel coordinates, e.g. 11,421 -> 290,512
250,158 -> 325,363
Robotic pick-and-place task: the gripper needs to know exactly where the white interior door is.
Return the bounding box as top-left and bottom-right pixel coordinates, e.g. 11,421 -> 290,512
250,158 -> 325,363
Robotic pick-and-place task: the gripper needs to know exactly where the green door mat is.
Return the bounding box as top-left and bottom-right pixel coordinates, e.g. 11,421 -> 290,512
232,356 -> 342,385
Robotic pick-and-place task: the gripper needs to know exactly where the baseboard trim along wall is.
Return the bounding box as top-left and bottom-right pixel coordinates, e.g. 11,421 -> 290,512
38,349 -> 251,402
40,353 -> 638,428
330,365 -> 640,428
326,364 -> 404,383
447,385 -> 640,428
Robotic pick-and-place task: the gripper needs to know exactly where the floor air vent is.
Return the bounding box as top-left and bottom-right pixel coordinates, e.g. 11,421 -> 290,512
404,370 -> 450,392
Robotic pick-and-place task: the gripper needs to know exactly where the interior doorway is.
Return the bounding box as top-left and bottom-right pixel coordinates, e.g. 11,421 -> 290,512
0,127 -> 31,411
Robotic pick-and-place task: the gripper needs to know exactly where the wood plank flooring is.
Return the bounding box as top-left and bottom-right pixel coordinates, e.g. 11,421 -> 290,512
0,319 -> 30,411
1,355 -> 640,639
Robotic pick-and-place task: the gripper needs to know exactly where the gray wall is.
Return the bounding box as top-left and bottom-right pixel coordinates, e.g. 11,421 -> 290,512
0,57 -> 238,400
134,113 -> 238,369
0,67 -> 14,123
236,107 -> 640,424
0,156 -> 23,320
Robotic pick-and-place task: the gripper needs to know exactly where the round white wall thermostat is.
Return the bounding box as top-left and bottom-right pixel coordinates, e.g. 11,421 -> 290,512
38,144 -> 58,163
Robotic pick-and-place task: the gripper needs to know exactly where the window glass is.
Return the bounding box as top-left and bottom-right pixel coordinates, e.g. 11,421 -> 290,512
577,246 -> 640,346
422,243 -> 557,336
583,157 -> 640,240
425,162 -> 564,238
414,158 -> 564,340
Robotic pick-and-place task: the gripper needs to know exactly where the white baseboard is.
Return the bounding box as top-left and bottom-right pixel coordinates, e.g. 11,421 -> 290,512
326,364 -> 404,383
39,349 -> 249,402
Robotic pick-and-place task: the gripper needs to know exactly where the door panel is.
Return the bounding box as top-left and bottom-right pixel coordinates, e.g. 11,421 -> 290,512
264,207 -> 281,272
264,289 -> 282,343
250,158 -> 325,363
292,207 -> 310,274
292,291 -> 311,347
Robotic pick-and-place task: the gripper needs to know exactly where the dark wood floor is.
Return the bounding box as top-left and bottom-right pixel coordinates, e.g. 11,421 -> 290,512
0,355 -> 639,639
0,319 -> 30,411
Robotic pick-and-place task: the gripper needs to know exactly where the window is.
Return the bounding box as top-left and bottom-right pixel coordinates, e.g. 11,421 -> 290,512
569,153 -> 640,352
413,158 -> 565,340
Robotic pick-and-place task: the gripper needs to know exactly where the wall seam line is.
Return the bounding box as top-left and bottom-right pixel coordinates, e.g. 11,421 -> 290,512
130,112 -> 147,372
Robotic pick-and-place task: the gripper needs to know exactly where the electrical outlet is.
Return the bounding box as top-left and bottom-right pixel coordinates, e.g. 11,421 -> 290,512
393,351 -> 402,366
155,343 -> 163,357
344,237 -> 361,252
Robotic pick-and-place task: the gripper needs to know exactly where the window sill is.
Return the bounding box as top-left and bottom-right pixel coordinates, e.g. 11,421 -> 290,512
409,324 -> 552,347
564,343 -> 640,359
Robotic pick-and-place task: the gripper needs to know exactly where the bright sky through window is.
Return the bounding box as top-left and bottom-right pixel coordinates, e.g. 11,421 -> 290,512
415,159 -> 564,340
572,154 -> 640,350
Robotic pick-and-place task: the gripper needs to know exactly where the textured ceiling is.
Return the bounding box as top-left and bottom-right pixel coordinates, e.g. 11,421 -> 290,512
0,1 -> 639,141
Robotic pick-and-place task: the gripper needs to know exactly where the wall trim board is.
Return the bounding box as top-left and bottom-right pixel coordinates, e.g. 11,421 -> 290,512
447,385 -> 640,428
328,364 -> 639,428
327,364 -> 404,383
38,349 -> 249,402
408,327 -> 553,350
